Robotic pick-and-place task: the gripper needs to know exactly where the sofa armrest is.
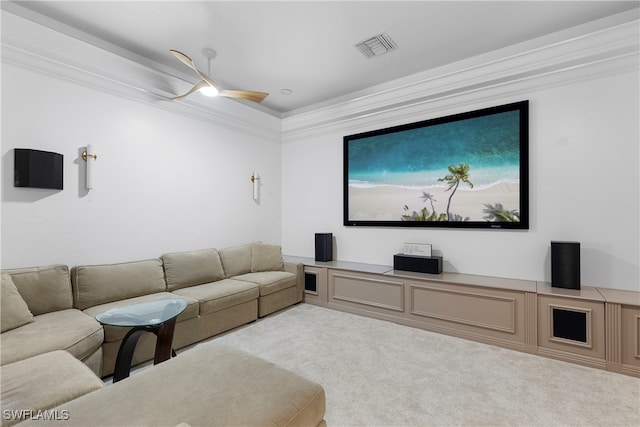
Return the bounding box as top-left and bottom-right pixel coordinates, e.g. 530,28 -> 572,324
284,261 -> 304,303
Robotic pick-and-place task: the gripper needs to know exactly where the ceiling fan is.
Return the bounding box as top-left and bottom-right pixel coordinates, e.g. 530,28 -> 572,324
169,48 -> 268,104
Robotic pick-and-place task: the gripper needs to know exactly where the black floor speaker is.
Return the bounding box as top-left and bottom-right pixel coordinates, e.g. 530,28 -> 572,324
315,233 -> 333,262
394,254 -> 442,274
551,241 -> 580,290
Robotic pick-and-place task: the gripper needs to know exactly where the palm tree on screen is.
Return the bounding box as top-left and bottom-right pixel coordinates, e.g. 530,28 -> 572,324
420,192 -> 437,213
438,163 -> 474,220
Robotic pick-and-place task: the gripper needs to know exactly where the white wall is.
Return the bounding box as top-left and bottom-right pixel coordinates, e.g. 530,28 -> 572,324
2,8 -> 638,293
1,63 -> 282,268
281,68 -> 639,291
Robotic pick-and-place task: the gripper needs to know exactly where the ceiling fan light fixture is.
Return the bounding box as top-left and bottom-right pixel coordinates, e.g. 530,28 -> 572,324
169,49 -> 268,103
199,85 -> 219,97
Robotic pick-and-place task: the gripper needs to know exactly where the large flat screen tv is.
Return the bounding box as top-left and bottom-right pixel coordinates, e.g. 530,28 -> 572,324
344,100 -> 529,229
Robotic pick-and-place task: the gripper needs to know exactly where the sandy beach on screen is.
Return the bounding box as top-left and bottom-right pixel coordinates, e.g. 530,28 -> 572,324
348,182 -> 519,221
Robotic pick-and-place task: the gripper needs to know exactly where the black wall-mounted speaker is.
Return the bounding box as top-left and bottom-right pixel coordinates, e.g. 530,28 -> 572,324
551,241 -> 581,290
14,148 -> 63,190
315,233 -> 333,262
394,254 -> 442,274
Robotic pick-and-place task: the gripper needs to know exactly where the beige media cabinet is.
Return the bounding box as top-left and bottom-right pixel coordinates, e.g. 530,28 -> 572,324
286,256 -> 640,377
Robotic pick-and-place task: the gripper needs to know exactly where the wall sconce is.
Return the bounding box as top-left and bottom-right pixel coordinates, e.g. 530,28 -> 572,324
82,144 -> 97,190
250,171 -> 260,201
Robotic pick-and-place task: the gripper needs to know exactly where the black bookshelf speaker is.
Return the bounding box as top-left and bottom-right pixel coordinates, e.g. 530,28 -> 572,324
551,241 -> 581,290
14,149 -> 63,190
315,233 -> 333,262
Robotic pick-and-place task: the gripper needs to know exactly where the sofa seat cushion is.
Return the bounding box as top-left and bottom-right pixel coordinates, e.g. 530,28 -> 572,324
0,350 -> 104,427
171,279 -> 259,316
0,309 -> 103,366
82,292 -> 199,342
233,271 -> 297,297
21,343 -> 325,427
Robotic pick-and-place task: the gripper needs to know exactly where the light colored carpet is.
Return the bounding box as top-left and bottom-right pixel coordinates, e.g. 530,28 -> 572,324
210,303 -> 640,427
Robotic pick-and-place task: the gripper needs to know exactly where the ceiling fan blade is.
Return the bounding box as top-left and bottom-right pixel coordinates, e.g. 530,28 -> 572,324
171,80 -> 210,100
219,90 -> 269,104
169,49 -> 195,69
170,49 -> 219,88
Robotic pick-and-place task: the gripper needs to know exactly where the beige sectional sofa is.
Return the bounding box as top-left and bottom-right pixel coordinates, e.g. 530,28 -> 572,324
2,242 -> 302,377
1,242 -> 325,426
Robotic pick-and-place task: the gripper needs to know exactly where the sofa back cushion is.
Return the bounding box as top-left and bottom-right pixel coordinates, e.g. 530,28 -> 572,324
251,243 -> 284,272
1,265 -> 73,315
219,243 -> 254,278
71,259 -> 166,310
1,273 -> 35,332
161,248 -> 225,291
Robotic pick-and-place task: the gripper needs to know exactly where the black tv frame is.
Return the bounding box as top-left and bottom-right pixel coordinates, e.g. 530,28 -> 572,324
343,101 -> 529,229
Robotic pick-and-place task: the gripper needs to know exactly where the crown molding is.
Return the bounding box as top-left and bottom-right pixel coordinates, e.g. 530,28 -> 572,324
281,12 -> 639,141
1,9 -> 281,141
2,6 -> 637,144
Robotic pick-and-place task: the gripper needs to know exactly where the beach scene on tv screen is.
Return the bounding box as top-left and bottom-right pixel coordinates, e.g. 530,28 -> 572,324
347,110 -> 522,223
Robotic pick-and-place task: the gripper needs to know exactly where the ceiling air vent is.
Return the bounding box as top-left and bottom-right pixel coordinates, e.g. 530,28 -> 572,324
355,33 -> 398,59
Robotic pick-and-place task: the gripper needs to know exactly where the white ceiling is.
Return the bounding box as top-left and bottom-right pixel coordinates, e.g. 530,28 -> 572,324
6,1 -> 639,116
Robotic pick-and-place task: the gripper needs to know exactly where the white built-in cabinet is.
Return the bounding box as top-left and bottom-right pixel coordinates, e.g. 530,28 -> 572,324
287,256 -> 639,377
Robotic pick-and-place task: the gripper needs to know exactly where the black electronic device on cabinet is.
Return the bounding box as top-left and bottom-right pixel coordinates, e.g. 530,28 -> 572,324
394,253 -> 443,274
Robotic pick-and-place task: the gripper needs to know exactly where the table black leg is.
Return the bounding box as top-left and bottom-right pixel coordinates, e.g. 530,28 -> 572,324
112,318 -> 179,383
154,317 -> 177,364
113,328 -> 147,383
